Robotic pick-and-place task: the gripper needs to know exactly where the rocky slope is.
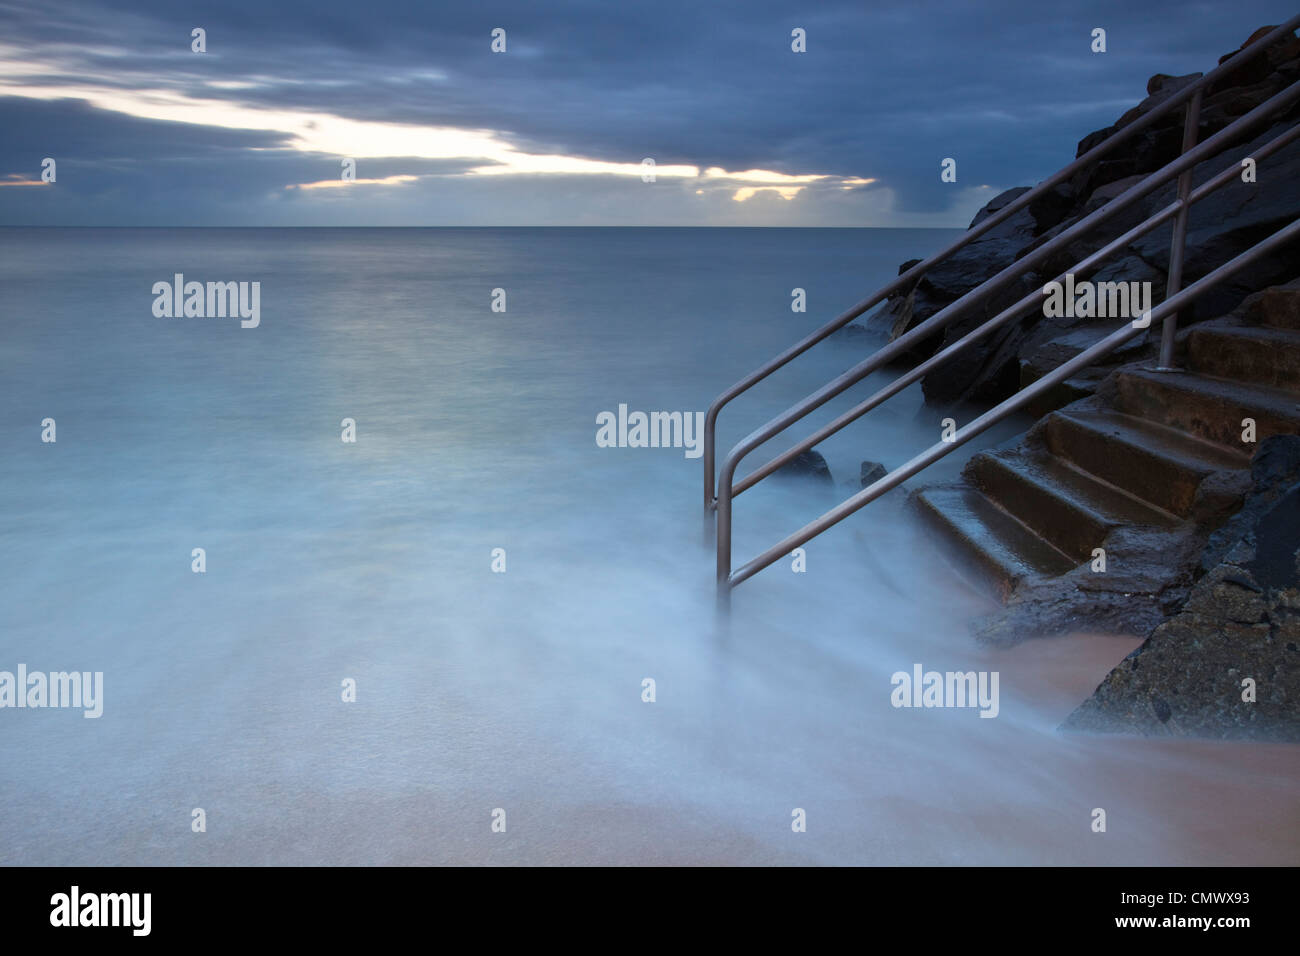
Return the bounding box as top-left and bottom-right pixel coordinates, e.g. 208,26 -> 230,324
864,24 -> 1300,411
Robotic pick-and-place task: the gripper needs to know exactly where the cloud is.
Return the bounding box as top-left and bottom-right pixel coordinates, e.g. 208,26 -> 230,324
0,0 -> 1295,225
287,174 -> 420,190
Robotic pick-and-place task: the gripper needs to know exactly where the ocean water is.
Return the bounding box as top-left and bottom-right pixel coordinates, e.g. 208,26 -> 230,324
0,226 -> 1295,866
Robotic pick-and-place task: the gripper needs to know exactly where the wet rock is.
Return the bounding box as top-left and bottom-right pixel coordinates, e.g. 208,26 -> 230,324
775,450 -> 833,486
1184,568 -> 1269,622
1123,119 -> 1300,325
839,322 -> 884,345
870,187 -> 1043,368
859,460 -> 888,487
1063,437 -> 1300,741
969,186 -> 1031,227
1201,434 -> 1300,572
1247,483 -> 1300,587
1013,291 -> 1157,415
1190,469 -> 1255,524
862,258 -> 927,346
1081,174 -> 1146,214
971,523 -> 1202,645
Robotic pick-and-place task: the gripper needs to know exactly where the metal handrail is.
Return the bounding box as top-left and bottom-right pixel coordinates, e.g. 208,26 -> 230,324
717,79 -> 1300,526
726,216 -> 1300,591
731,119 -> 1300,501
709,21 -> 1300,601
702,14 -> 1300,523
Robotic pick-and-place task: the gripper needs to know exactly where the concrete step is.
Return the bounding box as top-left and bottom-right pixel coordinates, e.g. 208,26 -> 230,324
1187,324 -> 1300,392
1244,284 -> 1300,330
1042,407 -> 1249,517
965,447 -> 1178,562
912,485 -> 1077,601
1114,367 -> 1300,448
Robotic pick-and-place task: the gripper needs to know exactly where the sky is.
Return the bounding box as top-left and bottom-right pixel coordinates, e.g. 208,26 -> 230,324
1,0 -> 1297,227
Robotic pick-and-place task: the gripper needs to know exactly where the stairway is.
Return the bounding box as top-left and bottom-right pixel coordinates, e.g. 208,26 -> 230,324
913,286 -> 1300,602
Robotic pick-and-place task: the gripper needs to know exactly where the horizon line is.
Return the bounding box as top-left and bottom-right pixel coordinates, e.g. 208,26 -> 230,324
0,223 -> 968,230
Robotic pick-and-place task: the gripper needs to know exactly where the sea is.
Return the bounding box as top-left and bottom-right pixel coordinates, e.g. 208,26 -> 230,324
1,226 -> 1295,864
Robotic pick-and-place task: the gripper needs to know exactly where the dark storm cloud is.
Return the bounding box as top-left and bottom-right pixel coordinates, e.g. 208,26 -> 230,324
0,95 -> 289,162
0,96 -> 495,224
1,0 -> 1297,224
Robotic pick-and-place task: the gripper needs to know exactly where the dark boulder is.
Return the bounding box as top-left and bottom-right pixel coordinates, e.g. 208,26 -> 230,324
775,450 -> 833,486
1201,433 -> 1300,573
860,460 -> 888,487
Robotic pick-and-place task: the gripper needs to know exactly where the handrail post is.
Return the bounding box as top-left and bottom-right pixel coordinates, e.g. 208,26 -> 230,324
703,407 -> 718,544
1160,87 -> 1204,369
715,470 -> 733,609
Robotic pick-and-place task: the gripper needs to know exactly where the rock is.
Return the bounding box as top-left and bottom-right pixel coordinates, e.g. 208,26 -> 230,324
1209,25 -> 1299,94
1081,174 -> 1145,214
917,268 -> 1043,406
860,460 -> 887,487
969,186 -> 1031,227
1026,183 -> 1078,233
868,25 -> 1300,410
1007,252 -> 1164,411
1062,436 -> 1300,741
872,187 -> 1046,367
936,109 -> 1300,398
1190,469 -> 1254,524
862,259 -> 927,338
1122,118 -> 1300,325
1067,121 -> 1185,204
971,522 -> 1203,646
775,450 -> 833,486
839,322 -> 885,346
1016,324 -> 1147,416
1148,72 -> 1201,97
1200,434 -> 1300,573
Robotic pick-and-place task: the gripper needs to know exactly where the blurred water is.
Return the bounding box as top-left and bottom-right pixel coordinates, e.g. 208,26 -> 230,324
1,226 -> 1295,865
